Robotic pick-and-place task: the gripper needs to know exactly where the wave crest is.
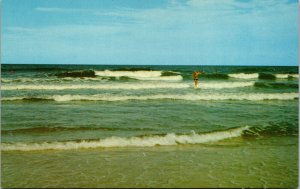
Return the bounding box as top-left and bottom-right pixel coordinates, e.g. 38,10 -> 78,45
228,73 -> 298,79
1,126 -> 249,151
275,74 -> 299,79
2,93 -> 298,102
94,70 -> 183,81
229,73 -> 259,79
1,83 -> 190,90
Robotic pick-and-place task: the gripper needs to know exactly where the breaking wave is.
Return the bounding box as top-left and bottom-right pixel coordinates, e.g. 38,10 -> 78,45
228,73 -> 298,79
95,70 -> 161,78
275,74 -> 299,79
94,70 -> 182,81
228,73 -> 259,79
2,73 -> 297,84
1,83 -> 190,90
1,76 -> 181,83
0,77 -> 102,83
1,81 -> 254,90
2,93 -> 298,102
1,126 -> 249,151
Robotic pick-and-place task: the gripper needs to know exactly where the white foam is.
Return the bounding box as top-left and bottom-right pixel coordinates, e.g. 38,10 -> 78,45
1,126 -> 249,151
1,77 -> 110,83
1,81 -> 254,91
95,70 -> 182,81
132,76 -> 183,81
95,70 -> 159,78
1,75 -> 182,84
290,74 -> 299,78
2,93 -> 298,102
1,78 -> 14,83
228,73 -> 259,79
1,83 -> 190,90
1,78 -> 45,83
275,74 -> 299,79
228,73 -> 299,79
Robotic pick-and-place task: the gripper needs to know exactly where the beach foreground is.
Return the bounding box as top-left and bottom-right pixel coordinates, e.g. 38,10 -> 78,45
2,136 -> 297,188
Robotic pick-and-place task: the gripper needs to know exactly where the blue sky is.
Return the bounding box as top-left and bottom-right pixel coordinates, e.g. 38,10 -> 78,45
2,0 -> 298,65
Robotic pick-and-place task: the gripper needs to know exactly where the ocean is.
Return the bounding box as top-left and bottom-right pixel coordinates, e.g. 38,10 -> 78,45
1,64 -> 298,188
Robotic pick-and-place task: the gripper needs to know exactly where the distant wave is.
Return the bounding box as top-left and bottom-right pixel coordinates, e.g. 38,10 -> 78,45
1,78 -> 37,83
228,73 -> 298,79
2,93 -> 298,102
1,75 -> 182,83
94,70 -> 183,81
2,73 -> 297,84
0,77 -> 100,83
53,70 -> 183,80
54,70 -> 95,77
95,70 -> 161,78
1,83 -> 190,90
1,126 -> 249,151
275,74 -> 299,79
1,81 -> 255,90
228,73 -> 259,79
132,75 -> 183,81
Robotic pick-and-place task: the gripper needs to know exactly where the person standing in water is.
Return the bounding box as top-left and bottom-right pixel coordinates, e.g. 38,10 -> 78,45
193,71 -> 204,88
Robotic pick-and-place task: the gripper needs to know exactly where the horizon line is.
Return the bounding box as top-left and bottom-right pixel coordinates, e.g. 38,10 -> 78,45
1,63 -> 298,67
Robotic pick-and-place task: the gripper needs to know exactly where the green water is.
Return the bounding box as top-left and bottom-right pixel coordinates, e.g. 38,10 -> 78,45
1,65 -> 298,188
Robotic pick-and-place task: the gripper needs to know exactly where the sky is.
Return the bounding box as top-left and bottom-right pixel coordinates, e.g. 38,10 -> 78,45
2,0 -> 299,65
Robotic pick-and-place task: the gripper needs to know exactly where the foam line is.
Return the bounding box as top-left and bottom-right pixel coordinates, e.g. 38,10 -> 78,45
1,83 -> 190,90
228,73 -> 299,79
275,74 -> 299,79
1,77 -> 109,83
2,93 -> 298,102
95,70 -> 162,80
228,73 -> 259,79
1,126 -> 249,151
1,82 -> 254,90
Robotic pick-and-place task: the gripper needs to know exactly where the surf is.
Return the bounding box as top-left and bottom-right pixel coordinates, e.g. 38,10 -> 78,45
2,92 -> 298,102
227,73 -> 298,79
1,81 -> 256,90
94,70 -> 183,81
1,83 -> 190,90
228,73 -> 259,79
1,126 -> 249,151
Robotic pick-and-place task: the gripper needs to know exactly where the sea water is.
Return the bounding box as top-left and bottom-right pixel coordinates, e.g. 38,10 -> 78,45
1,64 -> 298,188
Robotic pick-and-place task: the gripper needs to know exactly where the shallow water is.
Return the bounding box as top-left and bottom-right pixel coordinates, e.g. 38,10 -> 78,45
2,137 -> 297,188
